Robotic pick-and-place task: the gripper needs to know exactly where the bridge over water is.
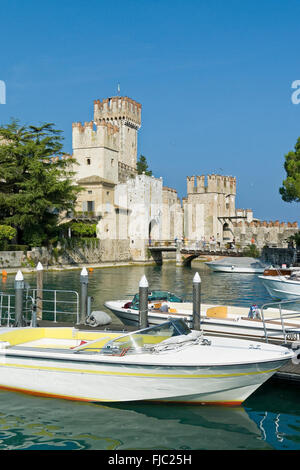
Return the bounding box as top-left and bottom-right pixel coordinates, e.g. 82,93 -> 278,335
148,241 -> 244,266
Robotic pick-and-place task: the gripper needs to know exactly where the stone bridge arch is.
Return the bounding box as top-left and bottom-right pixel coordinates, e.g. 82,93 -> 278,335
149,218 -> 159,242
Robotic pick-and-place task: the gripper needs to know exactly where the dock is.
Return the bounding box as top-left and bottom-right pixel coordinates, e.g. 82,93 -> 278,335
275,361 -> 300,382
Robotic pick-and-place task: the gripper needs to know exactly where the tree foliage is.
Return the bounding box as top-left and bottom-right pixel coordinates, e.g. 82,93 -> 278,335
0,119 -> 81,247
137,154 -> 152,176
0,224 -> 17,249
279,137 -> 300,202
59,221 -> 97,238
242,244 -> 260,258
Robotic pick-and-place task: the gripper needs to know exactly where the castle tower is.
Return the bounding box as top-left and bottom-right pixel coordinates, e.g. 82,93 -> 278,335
72,120 -> 120,184
184,174 -> 237,240
94,96 -> 141,170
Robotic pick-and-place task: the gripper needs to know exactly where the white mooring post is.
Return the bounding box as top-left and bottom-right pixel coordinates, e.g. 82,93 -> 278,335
80,267 -> 89,324
139,275 -> 149,329
36,262 -> 43,322
14,270 -> 24,327
192,272 -> 201,330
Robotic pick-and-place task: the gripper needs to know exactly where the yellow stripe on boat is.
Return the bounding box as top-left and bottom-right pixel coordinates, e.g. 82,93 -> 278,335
0,361 -> 277,379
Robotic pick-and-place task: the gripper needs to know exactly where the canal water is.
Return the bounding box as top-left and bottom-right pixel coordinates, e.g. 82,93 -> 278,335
1,262 -> 300,451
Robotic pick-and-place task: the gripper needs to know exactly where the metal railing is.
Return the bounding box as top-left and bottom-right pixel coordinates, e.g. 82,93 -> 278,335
260,298 -> 300,344
31,289 -> 79,323
0,292 -> 15,326
0,288 -> 80,326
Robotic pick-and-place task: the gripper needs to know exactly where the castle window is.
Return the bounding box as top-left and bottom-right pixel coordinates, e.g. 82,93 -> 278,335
88,190 -> 92,194
87,201 -> 95,211
86,158 -> 91,165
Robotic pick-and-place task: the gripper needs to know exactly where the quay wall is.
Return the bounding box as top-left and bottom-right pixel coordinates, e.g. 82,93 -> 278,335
0,251 -> 26,268
0,239 -> 132,269
261,246 -> 298,266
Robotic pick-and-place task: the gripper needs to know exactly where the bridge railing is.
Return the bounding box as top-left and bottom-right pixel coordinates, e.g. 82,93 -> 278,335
147,239 -> 250,253
148,239 -> 177,248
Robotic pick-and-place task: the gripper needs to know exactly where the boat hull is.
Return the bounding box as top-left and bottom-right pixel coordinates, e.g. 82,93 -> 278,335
206,263 -> 264,273
0,351 -> 288,405
259,275 -> 300,300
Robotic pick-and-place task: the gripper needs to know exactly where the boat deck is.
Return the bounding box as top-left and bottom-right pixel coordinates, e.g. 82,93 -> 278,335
38,320 -> 300,383
2,320 -> 300,382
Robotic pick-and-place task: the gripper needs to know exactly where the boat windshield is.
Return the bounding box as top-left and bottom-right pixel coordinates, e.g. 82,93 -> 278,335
100,319 -> 191,355
131,291 -> 183,310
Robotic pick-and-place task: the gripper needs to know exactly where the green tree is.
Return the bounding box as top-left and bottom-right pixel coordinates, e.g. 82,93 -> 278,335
0,224 -> 17,250
59,221 -> 97,238
279,137 -> 300,202
137,154 -> 152,176
242,244 -> 260,258
0,120 -> 81,247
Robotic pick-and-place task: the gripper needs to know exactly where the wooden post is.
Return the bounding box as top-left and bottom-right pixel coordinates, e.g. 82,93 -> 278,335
139,275 -> 148,329
192,272 -> 201,330
36,262 -> 43,321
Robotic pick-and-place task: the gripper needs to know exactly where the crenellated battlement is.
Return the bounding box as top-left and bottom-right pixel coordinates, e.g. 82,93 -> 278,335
94,96 -> 141,128
72,120 -> 119,134
233,220 -> 298,228
187,174 -> 236,195
50,153 -> 73,163
72,120 -> 119,151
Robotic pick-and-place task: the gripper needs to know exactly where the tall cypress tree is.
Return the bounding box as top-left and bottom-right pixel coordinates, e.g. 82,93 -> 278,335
280,137 -> 300,202
137,154 -> 152,176
0,119 -> 81,247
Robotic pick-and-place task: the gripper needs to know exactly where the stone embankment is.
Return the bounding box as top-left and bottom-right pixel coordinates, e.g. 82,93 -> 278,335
0,239 -> 132,271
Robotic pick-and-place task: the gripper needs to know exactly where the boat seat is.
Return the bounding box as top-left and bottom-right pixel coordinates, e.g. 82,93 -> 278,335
169,308 -> 177,313
206,306 -> 228,319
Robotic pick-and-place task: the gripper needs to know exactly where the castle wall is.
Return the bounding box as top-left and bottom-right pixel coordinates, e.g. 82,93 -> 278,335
114,174 -> 163,260
232,220 -> 298,248
162,187 -> 183,240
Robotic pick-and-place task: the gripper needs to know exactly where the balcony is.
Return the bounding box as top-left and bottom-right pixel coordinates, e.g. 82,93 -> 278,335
66,211 -> 102,221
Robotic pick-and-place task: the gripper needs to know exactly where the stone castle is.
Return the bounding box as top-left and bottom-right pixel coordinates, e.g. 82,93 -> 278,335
70,94 -> 298,261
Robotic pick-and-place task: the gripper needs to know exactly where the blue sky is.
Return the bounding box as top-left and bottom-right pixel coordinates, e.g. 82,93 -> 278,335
1,0 -> 300,223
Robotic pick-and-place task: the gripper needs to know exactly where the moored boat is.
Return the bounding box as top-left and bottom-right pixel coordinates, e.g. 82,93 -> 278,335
205,257 -> 268,273
104,295 -> 300,344
0,319 -> 293,405
259,271 -> 300,300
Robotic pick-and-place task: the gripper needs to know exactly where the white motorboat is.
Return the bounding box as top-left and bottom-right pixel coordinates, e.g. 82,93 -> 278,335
0,319 -> 293,405
105,293 -> 300,344
259,271 -> 300,300
205,257 -> 268,273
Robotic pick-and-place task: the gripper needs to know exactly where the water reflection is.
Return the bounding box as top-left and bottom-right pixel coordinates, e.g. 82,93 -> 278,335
245,381 -> 300,450
0,389 -> 270,450
0,382 -> 299,450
